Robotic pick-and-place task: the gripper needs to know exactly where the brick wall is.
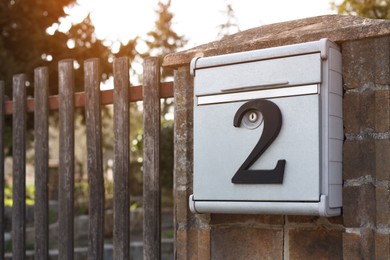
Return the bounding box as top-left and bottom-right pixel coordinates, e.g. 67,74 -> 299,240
166,15 -> 390,259
342,37 -> 390,259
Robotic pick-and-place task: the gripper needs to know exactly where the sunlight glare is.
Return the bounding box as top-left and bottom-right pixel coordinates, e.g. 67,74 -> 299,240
80,0 -> 156,44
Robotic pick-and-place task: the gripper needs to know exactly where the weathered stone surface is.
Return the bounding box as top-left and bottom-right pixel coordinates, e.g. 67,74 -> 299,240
343,232 -> 361,260
343,185 -> 376,227
375,90 -> 390,133
211,226 -> 283,260
211,214 -> 284,226
375,233 -> 390,260
376,139 -> 390,181
174,66 -> 213,260
343,92 -> 361,133
163,15 -> 390,68
287,215 -> 343,225
344,88 -> 376,132
376,186 -> 390,227
343,140 -> 375,180
176,227 -> 211,260
286,215 -> 319,223
343,228 -> 375,259
342,37 -> 390,89
170,14 -> 390,260
288,228 -> 343,260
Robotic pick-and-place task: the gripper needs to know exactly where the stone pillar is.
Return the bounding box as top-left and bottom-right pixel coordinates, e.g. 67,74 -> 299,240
342,36 -> 390,259
173,66 -> 210,259
164,15 -> 390,259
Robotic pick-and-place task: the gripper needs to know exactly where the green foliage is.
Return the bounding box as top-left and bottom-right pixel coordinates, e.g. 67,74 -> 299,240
26,184 -> 35,205
4,183 -> 35,206
332,0 -> 390,19
4,184 -> 12,207
0,0 -> 114,94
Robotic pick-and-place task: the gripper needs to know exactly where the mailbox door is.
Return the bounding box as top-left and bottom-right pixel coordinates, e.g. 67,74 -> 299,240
194,92 -> 321,202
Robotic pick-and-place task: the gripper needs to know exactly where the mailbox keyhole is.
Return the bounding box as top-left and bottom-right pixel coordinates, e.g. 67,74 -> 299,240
249,112 -> 258,122
242,110 -> 263,129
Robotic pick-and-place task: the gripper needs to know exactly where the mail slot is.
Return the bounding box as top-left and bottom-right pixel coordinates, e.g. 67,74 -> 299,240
189,39 -> 343,217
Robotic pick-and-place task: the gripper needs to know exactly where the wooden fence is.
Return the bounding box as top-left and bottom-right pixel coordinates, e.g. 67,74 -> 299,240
0,56 -> 173,259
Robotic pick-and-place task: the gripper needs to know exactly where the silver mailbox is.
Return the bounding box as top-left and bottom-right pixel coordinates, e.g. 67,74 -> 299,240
189,39 -> 343,217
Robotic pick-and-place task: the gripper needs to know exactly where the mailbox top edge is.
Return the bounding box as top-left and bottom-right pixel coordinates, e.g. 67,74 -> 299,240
190,38 -> 340,73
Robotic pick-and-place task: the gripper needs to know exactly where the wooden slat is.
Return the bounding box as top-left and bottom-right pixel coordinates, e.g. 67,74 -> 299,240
34,67 -> 49,260
113,57 -> 130,259
12,74 -> 27,259
4,82 -> 174,115
84,59 -> 104,260
142,57 -> 161,260
58,59 -> 75,260
0,81 -> 5,259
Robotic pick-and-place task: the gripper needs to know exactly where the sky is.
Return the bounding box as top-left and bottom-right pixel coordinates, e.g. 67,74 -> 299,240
64,0 -> 340,49
171,0 -> 339,46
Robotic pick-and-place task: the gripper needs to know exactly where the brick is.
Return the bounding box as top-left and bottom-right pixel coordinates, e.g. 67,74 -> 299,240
376,186 -> 390,227
211,226 -> 283,260
375,90 -> 390,133
343,140 -> 359,180
342,37 -> 390,90
343,228 -> 375,259
343,89 -> 376,133
375,233 -> 390,260
372,37 -> 390,85
211,214 -> 284,226
176,227 -> 211,260
176,228 -> 188,259
343,232 -> 361,259
376,139 -> 390,181
287,215 -> 343,225
343,140 -> 375,180
360,89 -> 376,130
343,185 -> 376,227
175,189 -> 191,225
173,66 -> 194,188
343,92 -> 361,133
287,215 -> 319,223
197,228 -> 211,260
288,228 -> 342,259
342,40 -> 374,89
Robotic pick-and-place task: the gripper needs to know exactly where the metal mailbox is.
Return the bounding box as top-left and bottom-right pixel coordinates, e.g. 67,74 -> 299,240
189,39 -> 343,217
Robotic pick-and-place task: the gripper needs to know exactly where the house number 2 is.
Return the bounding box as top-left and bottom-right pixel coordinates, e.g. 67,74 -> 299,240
231,99 -> 286,184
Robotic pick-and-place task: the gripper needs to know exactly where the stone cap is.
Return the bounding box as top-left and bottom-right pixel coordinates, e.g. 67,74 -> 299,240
163,15 -> 390,68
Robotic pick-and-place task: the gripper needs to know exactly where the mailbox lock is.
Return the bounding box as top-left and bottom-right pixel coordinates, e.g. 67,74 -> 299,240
249,111 -> 258,122
242,110 -> 263,129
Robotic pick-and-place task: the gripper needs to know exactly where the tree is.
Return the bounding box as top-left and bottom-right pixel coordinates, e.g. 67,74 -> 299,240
0,0 -> 72,93
145,0 -> 187,79
217,2 -> 240,39
0,0 -> 112,94
332,0 -> 390,19
0,0 -> 187,202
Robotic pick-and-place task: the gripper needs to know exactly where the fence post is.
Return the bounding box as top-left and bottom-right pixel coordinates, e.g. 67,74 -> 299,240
0,80 -> 5,259
34,67 -> 49,260
113,57 -> 130,259
58,59 -> 75,260
12,74 -> 27,259
84,59 -> 104,260
143,57 -> 161,260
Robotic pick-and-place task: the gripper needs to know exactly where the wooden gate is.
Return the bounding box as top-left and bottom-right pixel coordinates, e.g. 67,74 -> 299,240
0,57 -> 173,259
